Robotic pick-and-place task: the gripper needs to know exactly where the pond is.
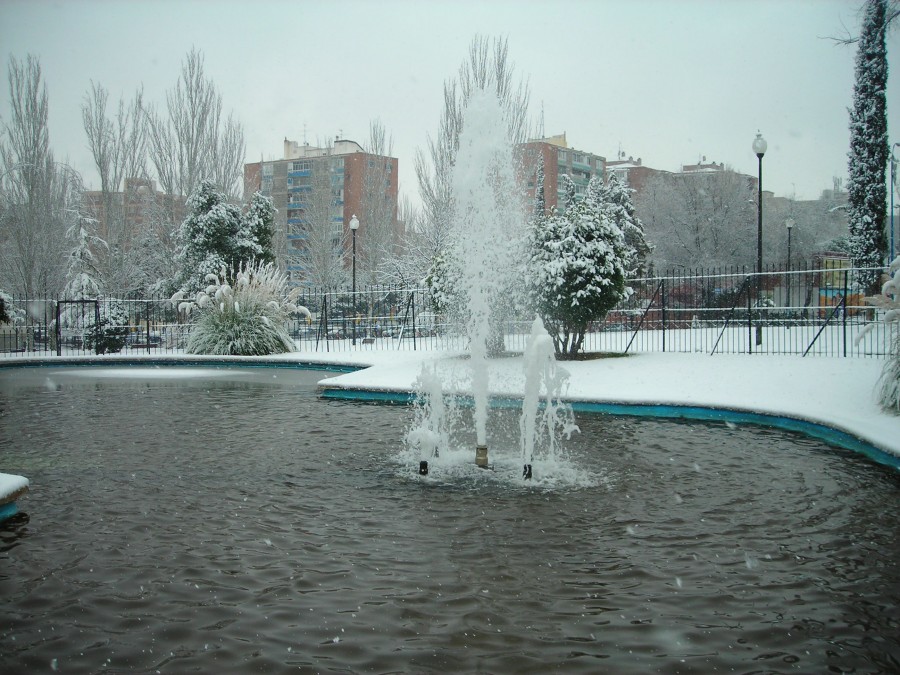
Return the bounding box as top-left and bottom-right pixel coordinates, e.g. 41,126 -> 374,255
1,366 -> 898,673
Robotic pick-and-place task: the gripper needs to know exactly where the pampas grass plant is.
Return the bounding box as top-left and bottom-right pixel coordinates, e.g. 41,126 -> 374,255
172,262 -> 309,356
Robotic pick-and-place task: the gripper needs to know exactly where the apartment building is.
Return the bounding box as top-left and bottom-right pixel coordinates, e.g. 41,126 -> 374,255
520,133 -> 606,215
244,138 -> 399,285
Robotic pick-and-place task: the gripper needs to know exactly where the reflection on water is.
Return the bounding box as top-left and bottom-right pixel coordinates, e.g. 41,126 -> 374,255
1,366 -> 898,674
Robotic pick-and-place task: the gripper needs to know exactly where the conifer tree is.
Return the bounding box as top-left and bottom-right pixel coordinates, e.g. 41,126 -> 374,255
529,176 -> 631,357
595,174 -> 652,277
243,191 -> 276,266
847,0 -> 889,293
533,153 -> 546,221
171,180 -> 276,294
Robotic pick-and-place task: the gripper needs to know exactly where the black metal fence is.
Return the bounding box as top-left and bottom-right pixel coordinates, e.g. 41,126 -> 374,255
1,264 -> 896,359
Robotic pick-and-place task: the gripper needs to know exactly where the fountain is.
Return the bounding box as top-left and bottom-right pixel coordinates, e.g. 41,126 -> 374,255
409,89 -> 575,480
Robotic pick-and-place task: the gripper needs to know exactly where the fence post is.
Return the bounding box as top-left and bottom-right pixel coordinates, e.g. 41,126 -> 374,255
411,291 -> 417,351
661,278 -> 667,353
145,300 -> 151,355
55,300 -> 62,357
747,281 -> 753,354
842,269 -> 848,358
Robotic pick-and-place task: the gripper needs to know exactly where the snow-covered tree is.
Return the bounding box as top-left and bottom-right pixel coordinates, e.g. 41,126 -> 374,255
637,169 -> 756,271
561,174 -> 577,212
58,215 -> 130,353
529,176 -> 632,357
243,191 -> 276,267
171,180 -> 275,295
145,48 -> 245,203
289,153 -> 347,289
63,215 -> 106,299
81,81 -> 148,293
415,35 -> 531,277
596,174 -> 652,277
0,55 -> 82,297
533,153 -> 546,220
847,0 -> 889,294
858,255 -> 900,411
173,261 -> 309,356
0,288 -> 20,324
358,120 -> 399,287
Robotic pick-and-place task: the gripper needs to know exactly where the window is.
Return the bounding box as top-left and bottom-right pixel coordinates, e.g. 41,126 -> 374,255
291,161 -> 310,172
262,163 -> 273,176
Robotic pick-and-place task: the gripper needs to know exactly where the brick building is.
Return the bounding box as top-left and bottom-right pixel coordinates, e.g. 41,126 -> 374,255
520,133 -> 606,215
244,138 -> 399,285
83,177 -> 185,250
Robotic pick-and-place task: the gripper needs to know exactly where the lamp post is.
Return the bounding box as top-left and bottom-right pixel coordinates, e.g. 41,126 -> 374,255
752,132 -> 767,348
349,214 -> 359,346
785,217 -> 794,311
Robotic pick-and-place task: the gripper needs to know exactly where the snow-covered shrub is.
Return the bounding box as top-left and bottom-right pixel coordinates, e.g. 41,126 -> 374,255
529,176 -> 632,358
858,256 -> 900,411
0,289 -> 20,325
82,301 -> 129,354
174,261 -> 309,356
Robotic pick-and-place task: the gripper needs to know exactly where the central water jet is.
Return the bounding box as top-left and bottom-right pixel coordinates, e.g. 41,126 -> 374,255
448,88 -> 524,469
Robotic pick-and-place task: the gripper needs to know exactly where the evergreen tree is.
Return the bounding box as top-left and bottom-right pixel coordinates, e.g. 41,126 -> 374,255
533,153 -> 546,221
595,174 -> 652,277
242,191 -> 277,266
171,180 -> 275,294
847,0 -> 889,293
63,216 -> 105,300
529,176 -> 631,357
561,174 -> 577,212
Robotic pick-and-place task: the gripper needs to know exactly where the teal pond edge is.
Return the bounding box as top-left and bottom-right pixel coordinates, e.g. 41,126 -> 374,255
0,502 -> 19,522
2,358 -> 896,472
320,387 -> 900,472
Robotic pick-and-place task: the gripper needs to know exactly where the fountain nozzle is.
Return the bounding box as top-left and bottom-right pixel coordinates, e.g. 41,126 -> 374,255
475,444 -> 489,469
523,464 -> 532,480
419,460 -> 429,476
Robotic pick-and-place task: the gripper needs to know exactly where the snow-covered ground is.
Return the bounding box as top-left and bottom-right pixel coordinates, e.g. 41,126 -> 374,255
284,348 -> 900,460
2,347 -> 898,461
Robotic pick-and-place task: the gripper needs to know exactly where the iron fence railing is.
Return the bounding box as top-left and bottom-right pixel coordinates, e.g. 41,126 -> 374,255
1,265 -> 896,359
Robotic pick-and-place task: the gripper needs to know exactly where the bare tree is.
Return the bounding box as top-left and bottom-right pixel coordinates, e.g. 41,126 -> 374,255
145,48 -> 245,204
0,54 -> 82,297
82,81 -> 148,293
287,145 -> 347,289
637,169 -> 757,271
357,119 -> 398,287
380,195 -> 428,287
414,35 -> 532,272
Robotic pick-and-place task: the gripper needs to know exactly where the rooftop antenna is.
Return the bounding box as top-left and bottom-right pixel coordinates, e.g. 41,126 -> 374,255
303,122 -> 308,145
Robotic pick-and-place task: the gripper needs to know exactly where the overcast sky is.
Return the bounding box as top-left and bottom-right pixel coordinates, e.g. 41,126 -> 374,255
1,0 -> 898,206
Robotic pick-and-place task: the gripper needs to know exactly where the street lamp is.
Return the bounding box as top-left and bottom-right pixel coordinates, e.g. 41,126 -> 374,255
752,132 -> 767,348
785,217 -> 795,310
349,214 -> 359,346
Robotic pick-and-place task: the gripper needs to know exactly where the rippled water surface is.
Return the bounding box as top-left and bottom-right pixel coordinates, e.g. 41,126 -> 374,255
1,365 -> 898,674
